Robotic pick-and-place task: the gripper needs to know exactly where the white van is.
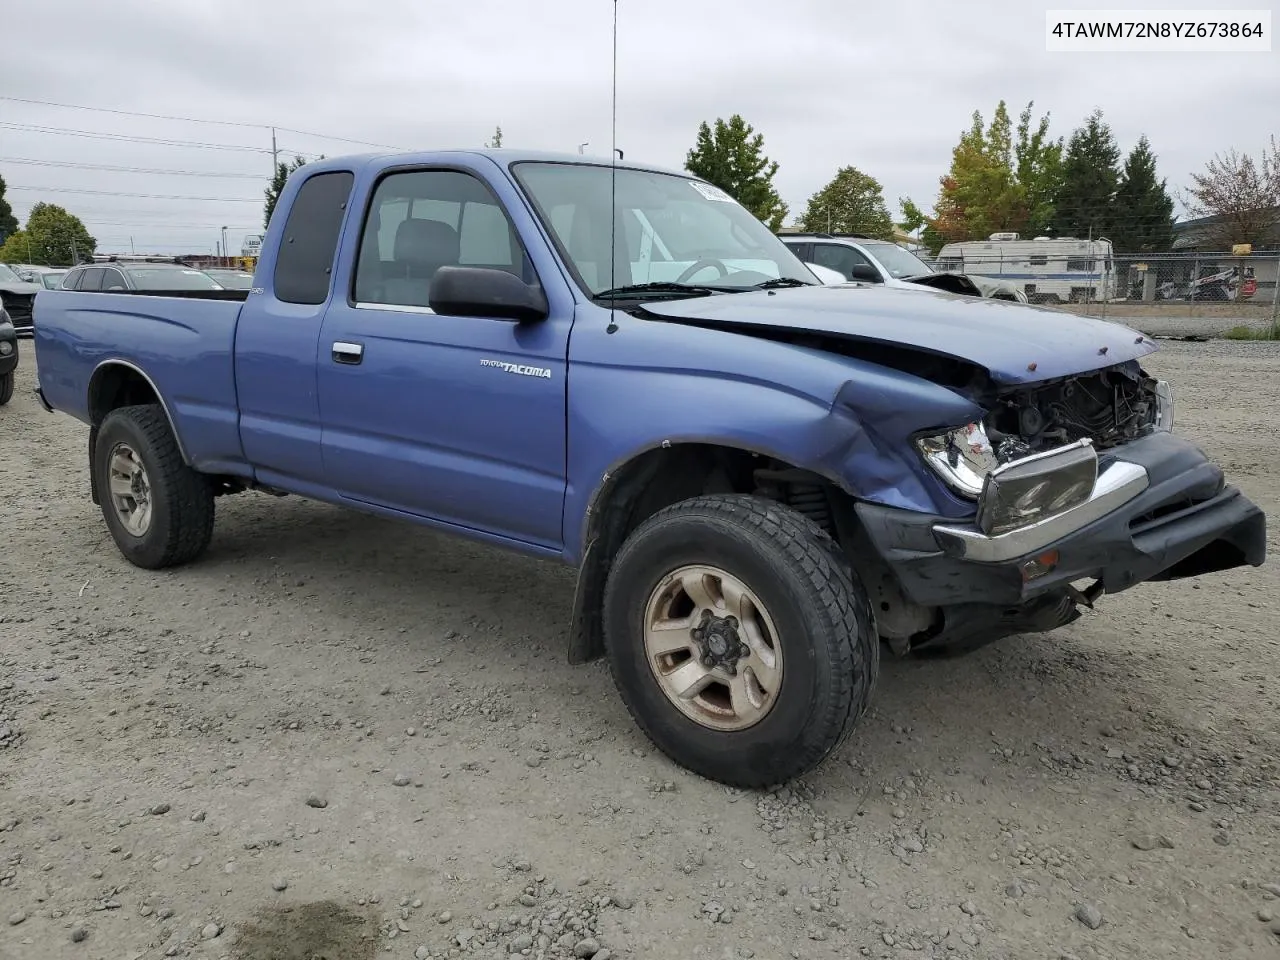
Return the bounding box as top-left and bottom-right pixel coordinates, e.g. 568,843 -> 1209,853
934,233 -> 1116,305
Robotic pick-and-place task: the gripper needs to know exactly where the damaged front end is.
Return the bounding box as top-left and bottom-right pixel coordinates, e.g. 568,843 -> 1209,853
856,359 -> 1265,657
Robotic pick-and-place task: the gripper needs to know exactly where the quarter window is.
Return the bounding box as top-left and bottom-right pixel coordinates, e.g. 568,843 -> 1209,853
273,170 -> 355,305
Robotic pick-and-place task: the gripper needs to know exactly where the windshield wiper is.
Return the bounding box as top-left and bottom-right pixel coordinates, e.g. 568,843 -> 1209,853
752,277 -> 815,289
593,281 -> 724,300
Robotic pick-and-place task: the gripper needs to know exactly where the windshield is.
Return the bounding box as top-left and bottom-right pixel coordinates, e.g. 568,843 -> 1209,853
124,267 -> 224,291
866,243 -> 934,278
0,263 -> 21,282
512,162 -> 815,295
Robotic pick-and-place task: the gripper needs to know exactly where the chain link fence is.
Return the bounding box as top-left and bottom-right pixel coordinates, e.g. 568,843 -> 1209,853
918,249 -> 1280,336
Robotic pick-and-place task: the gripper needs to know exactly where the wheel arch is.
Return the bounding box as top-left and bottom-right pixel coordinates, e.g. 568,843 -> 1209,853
566,440 -> 848,665
87,360 -> 189,504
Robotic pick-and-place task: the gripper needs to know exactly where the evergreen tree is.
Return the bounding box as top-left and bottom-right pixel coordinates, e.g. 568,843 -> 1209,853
1111,136 -> 1175,252
684,114 -> 789,230
1056,109 -> 1121,239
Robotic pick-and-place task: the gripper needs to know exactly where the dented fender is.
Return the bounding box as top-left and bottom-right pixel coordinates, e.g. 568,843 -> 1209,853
561,309 -> 984,562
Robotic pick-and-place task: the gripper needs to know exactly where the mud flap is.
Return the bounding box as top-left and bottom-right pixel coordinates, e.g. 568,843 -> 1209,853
88,425 -> 100,505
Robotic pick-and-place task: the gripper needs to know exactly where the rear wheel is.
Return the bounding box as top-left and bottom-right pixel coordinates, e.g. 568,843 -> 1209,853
94,404 -> 215,569
602,494 -> 878,788
0,371 -> 13,406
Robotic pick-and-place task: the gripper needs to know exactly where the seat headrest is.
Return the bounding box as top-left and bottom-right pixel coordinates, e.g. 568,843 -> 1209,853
394,218 -> 459,264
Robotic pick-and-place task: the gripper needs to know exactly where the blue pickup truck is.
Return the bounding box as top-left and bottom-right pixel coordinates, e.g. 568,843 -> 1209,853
32,149 -> 1266,787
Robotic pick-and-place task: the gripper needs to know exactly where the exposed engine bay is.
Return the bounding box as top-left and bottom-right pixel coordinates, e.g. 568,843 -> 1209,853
984,362 -> 1161,461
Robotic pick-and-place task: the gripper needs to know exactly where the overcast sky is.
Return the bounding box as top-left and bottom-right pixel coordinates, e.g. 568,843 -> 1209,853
3,0 -> 1275,256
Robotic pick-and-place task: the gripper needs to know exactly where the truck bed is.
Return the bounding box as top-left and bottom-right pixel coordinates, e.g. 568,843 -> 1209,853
33,289 -> 246,472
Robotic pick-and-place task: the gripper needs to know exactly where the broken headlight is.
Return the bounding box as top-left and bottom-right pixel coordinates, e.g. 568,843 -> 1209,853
975,439 -> 1099,536
915,422 -> 1000,499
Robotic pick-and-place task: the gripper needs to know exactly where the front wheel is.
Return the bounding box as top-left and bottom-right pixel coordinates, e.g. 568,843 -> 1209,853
602,494 -> 878,788
94,404 -> 215,569
0,371 -> 13,406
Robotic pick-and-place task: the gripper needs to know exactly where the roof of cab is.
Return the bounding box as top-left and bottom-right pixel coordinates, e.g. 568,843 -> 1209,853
301,148 -> 693,181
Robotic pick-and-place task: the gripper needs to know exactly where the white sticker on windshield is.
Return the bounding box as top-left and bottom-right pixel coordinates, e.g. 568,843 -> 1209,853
690,181 -> 734,203
182,270 -> 202,275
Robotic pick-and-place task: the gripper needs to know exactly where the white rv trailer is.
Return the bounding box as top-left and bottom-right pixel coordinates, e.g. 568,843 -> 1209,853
933,233 -> 1117,304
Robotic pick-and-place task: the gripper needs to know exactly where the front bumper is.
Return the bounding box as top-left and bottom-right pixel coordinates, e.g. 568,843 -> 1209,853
857,430 -> 1266,611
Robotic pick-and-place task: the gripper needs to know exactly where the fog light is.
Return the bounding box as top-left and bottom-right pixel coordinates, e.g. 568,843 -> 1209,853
976,439 -> 1098,536
0,341 -> 11,356
1020,550 -> 1060,582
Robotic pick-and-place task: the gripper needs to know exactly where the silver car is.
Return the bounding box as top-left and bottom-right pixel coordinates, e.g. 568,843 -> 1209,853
781,233 -> 1029,303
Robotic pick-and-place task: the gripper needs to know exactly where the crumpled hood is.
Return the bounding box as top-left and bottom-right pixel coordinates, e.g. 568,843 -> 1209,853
640,283 -> 1155,385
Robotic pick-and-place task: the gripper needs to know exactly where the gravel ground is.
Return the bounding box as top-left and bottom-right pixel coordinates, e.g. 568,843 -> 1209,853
1,341 -> 1278,960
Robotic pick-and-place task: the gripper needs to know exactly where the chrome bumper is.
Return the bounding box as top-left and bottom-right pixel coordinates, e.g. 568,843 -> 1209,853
932,459 -> 1151,563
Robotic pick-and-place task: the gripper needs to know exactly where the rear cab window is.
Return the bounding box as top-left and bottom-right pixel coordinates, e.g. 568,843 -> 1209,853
273,170 -> 356,305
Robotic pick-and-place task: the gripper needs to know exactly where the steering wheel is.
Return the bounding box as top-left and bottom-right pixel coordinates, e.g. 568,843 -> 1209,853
676,258 -> 730,284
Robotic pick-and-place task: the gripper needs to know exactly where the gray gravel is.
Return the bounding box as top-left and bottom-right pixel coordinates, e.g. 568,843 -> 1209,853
0,343 -> 1277,959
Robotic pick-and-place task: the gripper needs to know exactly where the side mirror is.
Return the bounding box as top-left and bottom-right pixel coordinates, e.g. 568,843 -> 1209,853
429,266 -> 549,322
849,263 -> 881,283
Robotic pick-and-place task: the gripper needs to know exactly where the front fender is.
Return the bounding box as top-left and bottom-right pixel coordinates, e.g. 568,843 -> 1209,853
561,310 -> 984,560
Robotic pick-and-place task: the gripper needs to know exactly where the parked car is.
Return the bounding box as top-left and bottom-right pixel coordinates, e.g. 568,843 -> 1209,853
781,233 -> 1029,302
33,148 -> 1267,788
59,260 -> 229,293
202,268 -> 255,290
0,297 -> 18,405
38,270 -> 68,290
0,262 -> 40,335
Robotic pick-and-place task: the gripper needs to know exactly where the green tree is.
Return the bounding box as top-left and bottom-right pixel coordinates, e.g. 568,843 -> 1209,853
684,114 -> 788,230
264,155 -> 321,229
1110,136 -> 1175,252
1055,109 -> 1121,239
1014,101 -> 1064,237
1183,135 -> 1280,248
0,203 -> 95,265
485,125 -> 503,148
905,100 -> 1057,253
800,166 -> 894,238
0,175 -> 17,243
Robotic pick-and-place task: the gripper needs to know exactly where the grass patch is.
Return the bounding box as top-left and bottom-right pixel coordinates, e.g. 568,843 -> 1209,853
1222,324 -> 1280,341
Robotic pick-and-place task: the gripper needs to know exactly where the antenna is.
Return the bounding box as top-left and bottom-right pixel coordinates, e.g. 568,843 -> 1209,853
607,0 -> 619,334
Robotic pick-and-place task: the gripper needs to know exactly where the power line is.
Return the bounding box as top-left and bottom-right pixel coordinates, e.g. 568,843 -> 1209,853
8,184 -> 262,203
0,121 -> 275,153
0,157 -> 264,179
0,95 -> 405,150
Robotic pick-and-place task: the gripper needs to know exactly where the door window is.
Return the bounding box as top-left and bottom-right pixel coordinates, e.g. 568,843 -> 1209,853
353,169 -> 534,309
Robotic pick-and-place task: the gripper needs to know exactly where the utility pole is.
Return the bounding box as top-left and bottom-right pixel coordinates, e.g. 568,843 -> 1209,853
130,236 -> 135,255
221,226 -> 229,263
271,127 -> 279,176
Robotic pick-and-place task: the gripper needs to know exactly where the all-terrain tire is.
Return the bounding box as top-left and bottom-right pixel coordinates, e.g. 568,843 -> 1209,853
0,371 -> 13,406
602,493 -> 878,788
95,403 -> 215,569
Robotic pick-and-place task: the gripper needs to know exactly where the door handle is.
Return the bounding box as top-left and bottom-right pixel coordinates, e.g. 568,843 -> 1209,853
332,341 -> 364,364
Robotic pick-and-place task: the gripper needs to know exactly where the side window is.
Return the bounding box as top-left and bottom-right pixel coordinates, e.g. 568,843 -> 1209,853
353,168 -> 532,309
1066,258 -> 1096,272
61,270 -> 82,291
1029,255 -> 1048,267
103,269 -> 127,291
78,268 -> 105,291
273,170 -> 355,305
811,243 -> 873,281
